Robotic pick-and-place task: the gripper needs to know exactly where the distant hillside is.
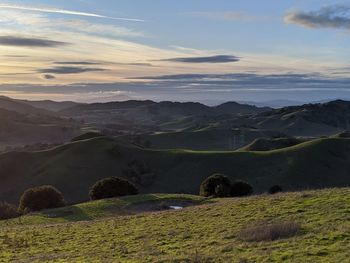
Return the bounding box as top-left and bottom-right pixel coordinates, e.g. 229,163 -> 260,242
251,100 -> 350,136
1,136 -> 350,204
20,99 -> 80,112
60,99 -> 350,139
0,96 -> 54,115
129,128 -> 285,150
215,101 -> 270,114
0,108 -> 81,150
60,100 -> 271,132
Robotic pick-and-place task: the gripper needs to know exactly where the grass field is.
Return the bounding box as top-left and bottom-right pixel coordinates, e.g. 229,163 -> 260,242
0,188 -> 349,262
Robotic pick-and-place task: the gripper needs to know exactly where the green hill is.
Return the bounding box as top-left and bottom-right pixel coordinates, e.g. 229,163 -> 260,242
0,188 -> 349,262
134,128 -> 284,151
1,136 -> 350,204
240,137 -> 308,151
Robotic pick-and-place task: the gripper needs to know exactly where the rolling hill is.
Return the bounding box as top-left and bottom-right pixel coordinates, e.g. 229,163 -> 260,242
0,188 -> 349,262
240,137 -> 308,151
0,96 -> 55,116
130,128 -> 285,150
1,136 -> 350,204
59,100 -> 271,132
20,99 -> 80,112
249,100 -> 350,136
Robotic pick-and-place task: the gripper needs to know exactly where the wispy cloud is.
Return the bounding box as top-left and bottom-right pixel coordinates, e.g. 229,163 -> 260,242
0,36 -> 69,47
37,66 -> 107,74
160,55 -> 240,63
41,74 -> 56,80
0,4 -> 144,22
2,73 -> 350,103
54,61 -> 102,65
285,5 -> 350,30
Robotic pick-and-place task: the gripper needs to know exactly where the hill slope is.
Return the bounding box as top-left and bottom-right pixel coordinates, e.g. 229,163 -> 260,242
59,100 -> 270,133
0,188 -> 349,262
249,100 -> 350,136
240,137 -> 308,151
0,108 -> 81,151
1,136 -> 350,204
0,96 -> 54,115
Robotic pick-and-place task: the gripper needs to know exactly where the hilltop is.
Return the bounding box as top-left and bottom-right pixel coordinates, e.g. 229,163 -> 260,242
0,188 -> 349,262
1,136 -> 350,204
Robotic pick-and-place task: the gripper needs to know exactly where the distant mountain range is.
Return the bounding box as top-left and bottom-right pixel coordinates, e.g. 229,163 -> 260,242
1,95 -> 350,151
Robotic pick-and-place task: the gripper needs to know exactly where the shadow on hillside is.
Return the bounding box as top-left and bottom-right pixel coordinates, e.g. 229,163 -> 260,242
41,206 -> 93,222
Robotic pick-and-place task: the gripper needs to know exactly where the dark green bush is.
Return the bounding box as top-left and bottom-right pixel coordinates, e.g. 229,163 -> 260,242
19,185 -> 65,212
231,180 -> 253,197
0,202 -> 20,220
269,185 -> 283,194
89,177 -> 139,200
199,174 -> 232,197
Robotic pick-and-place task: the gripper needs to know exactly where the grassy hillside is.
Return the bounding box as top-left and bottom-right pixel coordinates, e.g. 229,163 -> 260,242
137,128 -> 284,151
1,136 -> 350,204
1,194 -> 204,226
240,137 -> 308,151
0,189 -> 349,262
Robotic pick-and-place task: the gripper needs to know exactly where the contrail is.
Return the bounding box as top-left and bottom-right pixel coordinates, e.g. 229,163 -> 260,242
0,4 -> 144,22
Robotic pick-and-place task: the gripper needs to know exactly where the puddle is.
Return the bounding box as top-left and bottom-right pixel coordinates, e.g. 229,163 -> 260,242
169,206 -> 183,210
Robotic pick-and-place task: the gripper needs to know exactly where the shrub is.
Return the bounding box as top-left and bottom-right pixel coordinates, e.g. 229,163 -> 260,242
19,185 -> 65,212
0,202 -> 20,220
238,221 -> 300,242
269,185 -> 283,194
230,180 -> 253,197
199,174 -> 231,197
89,177 -> 139,200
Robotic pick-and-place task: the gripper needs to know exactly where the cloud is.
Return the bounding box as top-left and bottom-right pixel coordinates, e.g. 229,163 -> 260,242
187,11 -> 271,22
0,36 -> 69,47
2,73 -> 350,103
132,73 -> 350,87
160,55 -> 240,63
54,61 -> 102,65
285,5 -> 350,29
42,74 -> 56,80
57,19 -> 145,38
0,4 -> 144,22
38,66 -> 107,74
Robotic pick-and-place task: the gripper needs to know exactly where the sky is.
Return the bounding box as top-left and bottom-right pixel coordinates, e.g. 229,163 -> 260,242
1,0 -> 350,103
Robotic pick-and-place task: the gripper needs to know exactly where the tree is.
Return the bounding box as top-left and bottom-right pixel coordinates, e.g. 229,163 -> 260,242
199,174 -> 231,197
19,185 -> 65,212
89,177 -> 139,200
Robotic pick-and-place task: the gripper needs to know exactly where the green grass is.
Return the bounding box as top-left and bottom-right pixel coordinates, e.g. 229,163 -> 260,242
0,189 -> 349,262
2,136 -> 350,204
0,194 -> 205,226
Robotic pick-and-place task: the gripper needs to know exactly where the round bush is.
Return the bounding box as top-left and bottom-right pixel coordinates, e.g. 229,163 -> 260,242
269,185 -> 283,194
0,202 -> 20,220
231,180 -> 253,197
89,177 -> 139,200
199,174 -> 232,197
19,185 -> 65,212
